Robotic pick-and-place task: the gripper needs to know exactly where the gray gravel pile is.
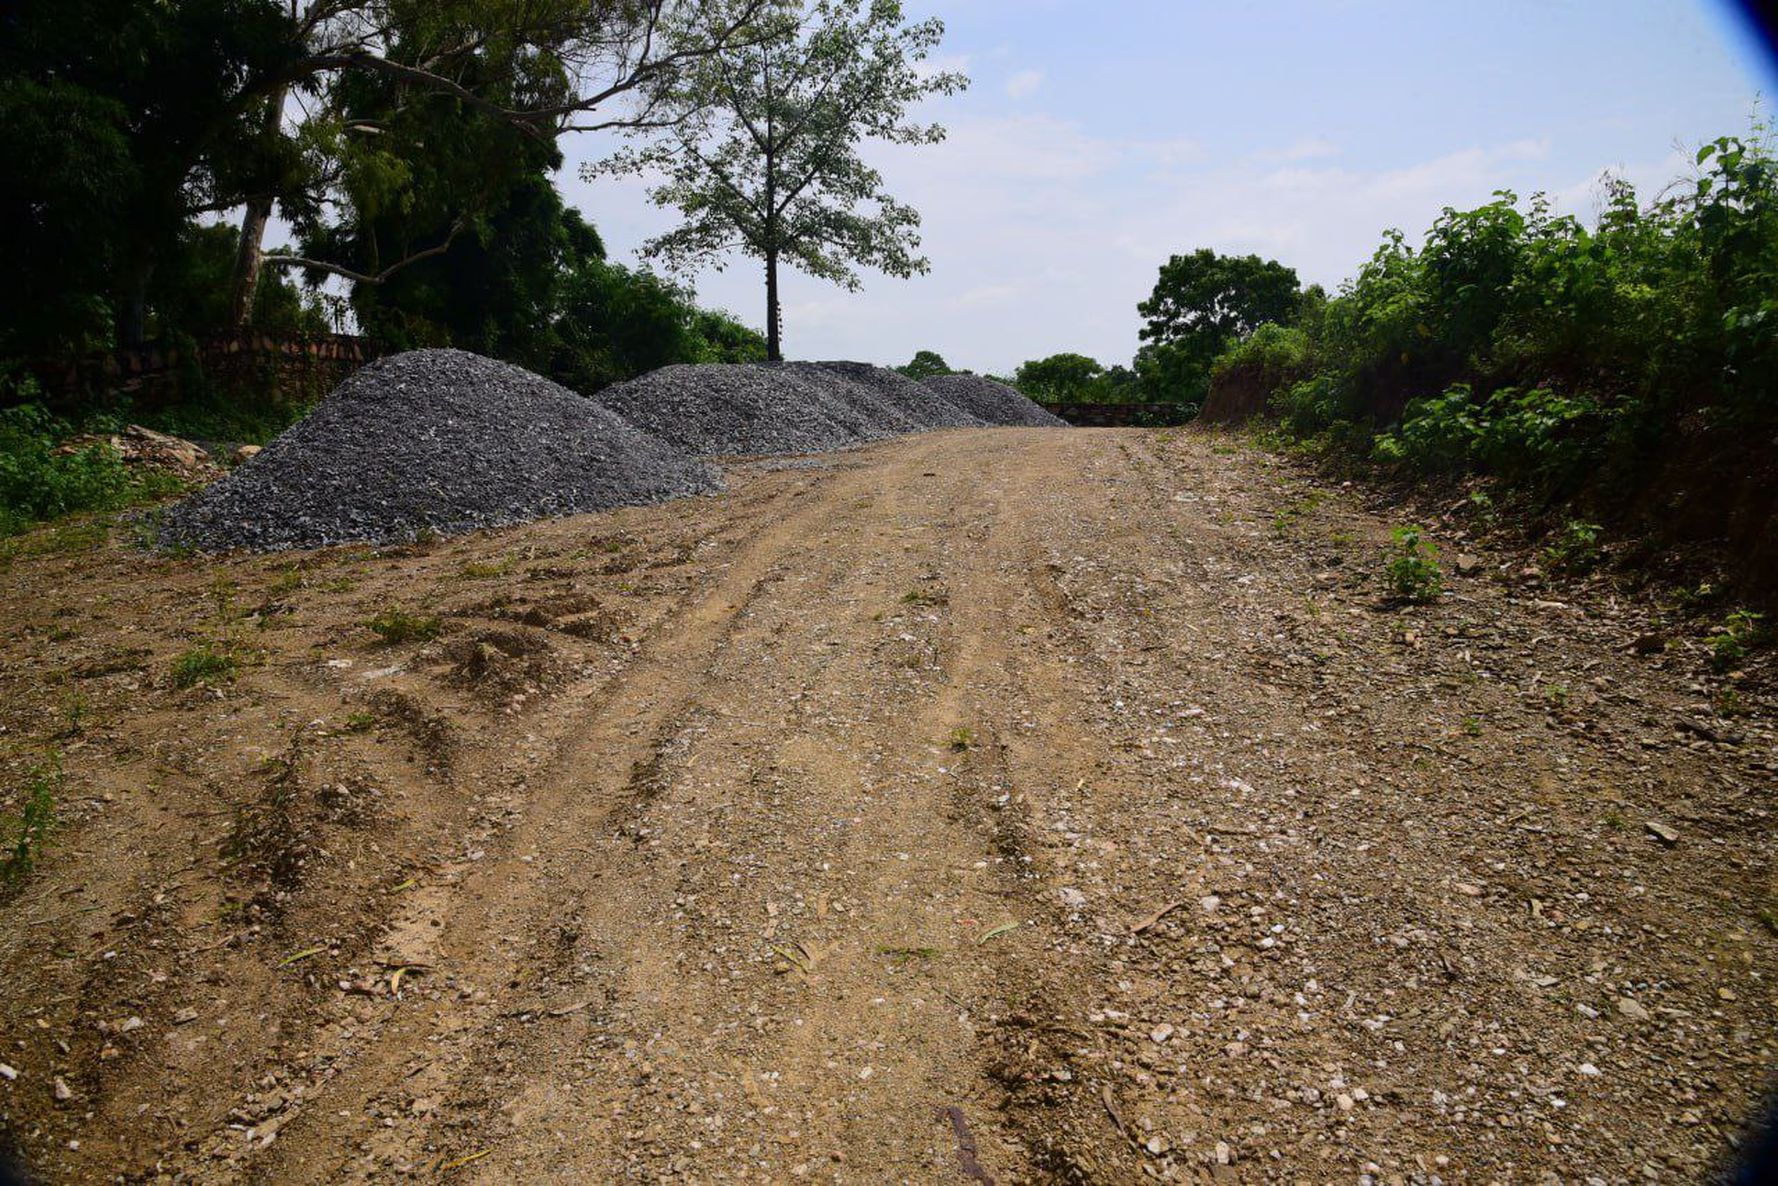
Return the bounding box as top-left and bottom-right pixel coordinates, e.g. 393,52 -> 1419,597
159,349 -> 721,552
786,362 -> 985,432
597,361 -> 981,457
921,373 -> 1068,427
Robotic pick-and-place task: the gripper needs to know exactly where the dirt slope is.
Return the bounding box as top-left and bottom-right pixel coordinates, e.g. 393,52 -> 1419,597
1,429 -> 1773,1184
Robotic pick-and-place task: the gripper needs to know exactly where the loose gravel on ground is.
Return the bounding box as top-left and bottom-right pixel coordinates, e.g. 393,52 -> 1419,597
159,349 -> 721,552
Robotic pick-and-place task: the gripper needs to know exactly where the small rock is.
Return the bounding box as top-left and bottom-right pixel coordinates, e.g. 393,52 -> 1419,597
1058,887 -> 1087,909
0,1063 -> 17,1081
53,1077 -> 72,1102
1150,1023 -> 1175,1045
232,444 -> 262,465
1336,1092 -> 1355,1112
1455,554 -> 1483,576
1644,821 -> 1679,845
1454,882 -> 1483,897
1577,1063 -> 1601,1076
1616,997 -> 1651,1021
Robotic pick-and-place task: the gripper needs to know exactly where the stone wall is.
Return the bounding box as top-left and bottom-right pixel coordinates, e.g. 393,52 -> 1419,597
1040,401 -> 1196,427
34,332 -> 383,412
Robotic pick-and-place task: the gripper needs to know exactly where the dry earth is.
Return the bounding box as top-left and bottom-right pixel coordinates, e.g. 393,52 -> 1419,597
1,427 -> 1774,1184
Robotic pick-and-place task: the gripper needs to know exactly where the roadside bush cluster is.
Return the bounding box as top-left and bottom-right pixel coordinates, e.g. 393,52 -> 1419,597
1245,130 -> 1777,505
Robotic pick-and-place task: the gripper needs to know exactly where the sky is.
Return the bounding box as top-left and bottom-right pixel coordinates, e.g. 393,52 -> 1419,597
557,0 -> 1775,376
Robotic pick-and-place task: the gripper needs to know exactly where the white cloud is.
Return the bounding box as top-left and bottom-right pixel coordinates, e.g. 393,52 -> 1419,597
1004,68 -> 1043,99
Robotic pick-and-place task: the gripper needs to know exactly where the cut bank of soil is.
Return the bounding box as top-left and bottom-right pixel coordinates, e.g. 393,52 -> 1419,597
1,428 -> 1773,1184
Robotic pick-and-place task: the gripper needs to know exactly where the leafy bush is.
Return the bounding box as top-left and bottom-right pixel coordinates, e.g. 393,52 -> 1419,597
0,400 -> 134,536
1383,527 -> 1443,603
1207,124 -> 1778,584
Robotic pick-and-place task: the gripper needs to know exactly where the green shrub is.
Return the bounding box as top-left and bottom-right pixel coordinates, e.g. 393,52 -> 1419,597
366,606 -> 442,644
1706,610 -> 1768,671
0,402 -> 135,536
1543,519 -> 1603,573
1383,526 -> 1443,603
1244,124 -> 1778,549
171,642 -> 238,688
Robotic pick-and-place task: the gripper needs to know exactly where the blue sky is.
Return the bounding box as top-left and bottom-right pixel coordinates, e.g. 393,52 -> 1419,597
561,0 -> 1774,375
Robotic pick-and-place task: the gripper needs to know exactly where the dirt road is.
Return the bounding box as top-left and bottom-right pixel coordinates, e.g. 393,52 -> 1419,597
1,428 -> 1773,1183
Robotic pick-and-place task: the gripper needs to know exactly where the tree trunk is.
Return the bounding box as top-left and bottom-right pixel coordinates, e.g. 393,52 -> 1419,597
765,248 -> 782,362
227,89 -> 286,327
228,196 -> 274,327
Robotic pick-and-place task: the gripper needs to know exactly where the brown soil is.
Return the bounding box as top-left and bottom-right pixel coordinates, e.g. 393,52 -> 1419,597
1,428 -> 1773,1184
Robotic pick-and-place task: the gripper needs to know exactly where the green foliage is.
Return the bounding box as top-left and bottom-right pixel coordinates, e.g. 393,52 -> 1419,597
1383,526 -> 1443,603
1015,354 -> 1106,402
1,752 -> 60,889
171,643 -> 238,689
1222,124 -> 1778,573
1706,610 -> 1768,671
0,402 -> 134,536
1542,519 -> 1604,573
366,606 -> 443,645
897,350 -> 953,380
1137,249 -> 1301,404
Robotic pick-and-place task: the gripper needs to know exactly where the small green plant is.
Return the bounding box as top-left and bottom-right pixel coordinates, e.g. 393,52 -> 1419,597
171,642 -> 238,688
901,587 -> 948,609
1603,809 -> 1626,831
1461,716 -> 1483,737
343,710 -> 377,732
1383,526 -> 1442,603
1544,683 -> 1570,709
1542,519 -> 1603,573
459,558 -> 515,580
1713,688 -> 1750,718
366,606 -> 442,644
948,726 -> 976,752
2,752 -> 60,887
1706,610 -> 1768,671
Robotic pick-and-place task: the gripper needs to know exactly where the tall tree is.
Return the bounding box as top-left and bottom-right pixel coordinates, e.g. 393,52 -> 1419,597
1136,249 -> 1301,403
0,0 -> 772,347
592,0 -> 967,361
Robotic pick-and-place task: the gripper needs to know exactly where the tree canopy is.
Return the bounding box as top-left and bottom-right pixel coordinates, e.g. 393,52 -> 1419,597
1135,249 -> 1301,405
593,0 -> 968,360
895,350 -> 953,379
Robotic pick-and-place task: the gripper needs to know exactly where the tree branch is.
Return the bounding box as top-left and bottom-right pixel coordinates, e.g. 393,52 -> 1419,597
261,220 -> 467,285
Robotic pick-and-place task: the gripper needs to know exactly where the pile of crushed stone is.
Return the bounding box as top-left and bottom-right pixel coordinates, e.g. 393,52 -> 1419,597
159,349 -> 720,552
921,373 -> 1068,427
596,361 -> 992,456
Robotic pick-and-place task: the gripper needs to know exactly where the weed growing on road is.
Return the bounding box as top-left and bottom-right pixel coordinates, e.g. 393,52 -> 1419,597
171,642 -> 237,688
2,752 -> 59,889
1542,519 -> 1602,573
949,727 -> 977,751
1383,527 -> 1442,603
1707,610 -> 1768,671
367,606 -> 443,644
